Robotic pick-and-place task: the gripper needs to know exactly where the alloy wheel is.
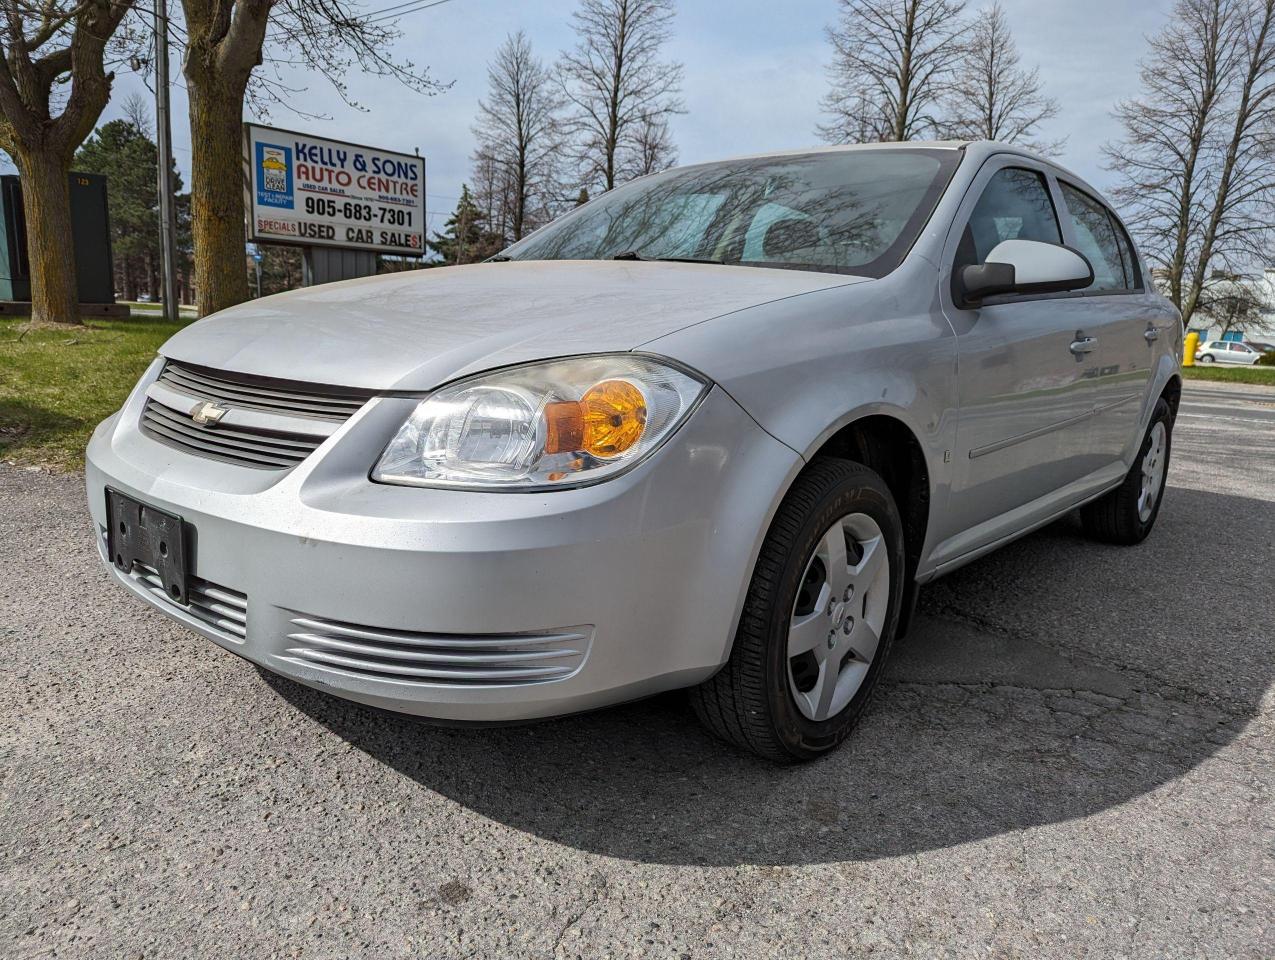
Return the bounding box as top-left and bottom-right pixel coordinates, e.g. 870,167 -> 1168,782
1138,421 -> 1167,523
787,512 -> 890,722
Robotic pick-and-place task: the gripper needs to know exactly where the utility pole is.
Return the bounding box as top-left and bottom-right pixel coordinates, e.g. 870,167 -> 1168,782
154,0 -> 181,323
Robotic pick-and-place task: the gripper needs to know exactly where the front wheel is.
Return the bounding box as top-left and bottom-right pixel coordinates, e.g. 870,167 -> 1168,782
1080,398 -> 1173,545
1198,353 -> 1214,364
690,459 -> 906,762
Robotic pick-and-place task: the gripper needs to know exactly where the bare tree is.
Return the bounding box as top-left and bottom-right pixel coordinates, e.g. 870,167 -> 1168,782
473,31 -> 564,243
1196,270 -> 1275,337
179,1 -> 448,316
819,0 -> 968,143
471,148 -> 512,244
120,90 -> 151,134
0,0 -> 134,324
1105,0 -> 1275,327
558,0 -> 684,193
942,2 -> 1060,147
625,113 -> 676,178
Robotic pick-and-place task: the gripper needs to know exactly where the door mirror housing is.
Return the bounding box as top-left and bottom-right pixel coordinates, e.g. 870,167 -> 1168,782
957,239 -> 1094,307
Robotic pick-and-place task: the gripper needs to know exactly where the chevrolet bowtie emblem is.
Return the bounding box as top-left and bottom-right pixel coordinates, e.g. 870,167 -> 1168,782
189,399 -> 229,426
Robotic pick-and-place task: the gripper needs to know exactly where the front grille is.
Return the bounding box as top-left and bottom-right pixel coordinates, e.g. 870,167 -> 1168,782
279,615 -> 592,686
140,361 -> 374,470
157,361 -> 372,421
141,399 -> 321,469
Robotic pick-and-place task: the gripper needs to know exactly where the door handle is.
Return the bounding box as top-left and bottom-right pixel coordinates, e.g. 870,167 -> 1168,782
1144,327 -> 1160,342
1070,336 -> 1098,355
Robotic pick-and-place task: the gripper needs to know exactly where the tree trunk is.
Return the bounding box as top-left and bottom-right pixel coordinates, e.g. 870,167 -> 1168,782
121,257 -> 135,301
188,82 -> 250,317
15,150 -> 79,325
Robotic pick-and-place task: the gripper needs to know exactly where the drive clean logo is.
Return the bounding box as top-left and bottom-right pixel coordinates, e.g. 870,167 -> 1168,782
256,142 -> 293,209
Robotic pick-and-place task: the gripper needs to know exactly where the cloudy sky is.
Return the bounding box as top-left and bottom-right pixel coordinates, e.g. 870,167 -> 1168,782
57,0 -> 1176,235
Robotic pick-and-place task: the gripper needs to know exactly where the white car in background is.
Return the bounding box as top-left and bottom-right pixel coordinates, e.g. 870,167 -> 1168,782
1195,340 -> 1262,364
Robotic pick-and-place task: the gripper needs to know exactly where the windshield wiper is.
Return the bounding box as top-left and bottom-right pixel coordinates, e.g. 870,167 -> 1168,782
486,255 -> 512,262
612,250 -> 724,265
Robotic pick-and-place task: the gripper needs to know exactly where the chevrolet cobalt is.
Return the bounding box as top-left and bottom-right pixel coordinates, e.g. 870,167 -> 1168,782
88,141 -> 1182,761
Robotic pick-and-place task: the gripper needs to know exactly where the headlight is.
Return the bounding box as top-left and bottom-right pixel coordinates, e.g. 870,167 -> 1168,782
372,355 -> 708,490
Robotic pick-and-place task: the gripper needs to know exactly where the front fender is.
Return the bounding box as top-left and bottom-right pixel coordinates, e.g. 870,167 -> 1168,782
642,262 -> 958,490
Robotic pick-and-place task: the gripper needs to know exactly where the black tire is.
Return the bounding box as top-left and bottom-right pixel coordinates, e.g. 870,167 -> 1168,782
1199,354 -> 1214,364
689,458 -> 906,762
1080,398 -> 1173,545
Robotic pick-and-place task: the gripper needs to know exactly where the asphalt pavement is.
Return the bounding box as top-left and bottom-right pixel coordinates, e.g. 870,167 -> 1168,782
1,380 -> 1271,959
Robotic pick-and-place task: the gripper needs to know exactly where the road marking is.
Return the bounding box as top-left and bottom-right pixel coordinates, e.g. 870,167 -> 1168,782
1178,412 -> 1275,426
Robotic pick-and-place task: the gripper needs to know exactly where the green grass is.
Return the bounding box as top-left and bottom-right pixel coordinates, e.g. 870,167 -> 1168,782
0,315 -> 189,470
1182,364 -> 1275,385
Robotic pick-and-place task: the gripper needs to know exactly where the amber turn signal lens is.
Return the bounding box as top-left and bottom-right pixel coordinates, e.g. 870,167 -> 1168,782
581,379 -> 647,457
543,401 -> 584,454
542,380 -> 649,458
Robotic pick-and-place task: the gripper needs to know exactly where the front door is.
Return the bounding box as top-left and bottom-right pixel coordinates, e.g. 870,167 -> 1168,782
931,158 -> 1102,565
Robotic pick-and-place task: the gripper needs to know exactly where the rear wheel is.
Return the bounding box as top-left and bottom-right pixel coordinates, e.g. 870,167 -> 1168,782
1080,398 -> 1172,545
690,459 -> 905,762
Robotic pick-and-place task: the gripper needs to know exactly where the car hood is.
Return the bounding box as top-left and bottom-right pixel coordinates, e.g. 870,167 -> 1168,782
160,260 -> 865,391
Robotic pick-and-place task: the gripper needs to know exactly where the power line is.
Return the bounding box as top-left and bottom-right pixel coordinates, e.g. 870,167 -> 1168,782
363,0 -> 442,17
364,0 -> 456,25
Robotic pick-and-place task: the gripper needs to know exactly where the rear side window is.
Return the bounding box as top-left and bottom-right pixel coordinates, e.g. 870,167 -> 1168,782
955,167 -> 1062,271
1060,183 -> 1136,292
1110,215 -> 1142,288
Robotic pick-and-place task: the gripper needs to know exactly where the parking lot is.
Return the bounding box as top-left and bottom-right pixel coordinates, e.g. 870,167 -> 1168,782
2,379 -> 1272,959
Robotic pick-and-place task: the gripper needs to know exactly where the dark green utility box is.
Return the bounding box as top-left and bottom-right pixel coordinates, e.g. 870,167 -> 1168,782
0,172 -> 115,304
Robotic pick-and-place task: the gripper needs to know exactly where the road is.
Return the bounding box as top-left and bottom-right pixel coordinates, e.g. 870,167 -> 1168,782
2,381 -> 1271,959
1178,380 -> 1275,427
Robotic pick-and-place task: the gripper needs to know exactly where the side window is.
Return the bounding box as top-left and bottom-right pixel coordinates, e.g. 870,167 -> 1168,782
1060,183 -> 1127,292
954,167 -> 1062,272
1110,215 -> 1142,289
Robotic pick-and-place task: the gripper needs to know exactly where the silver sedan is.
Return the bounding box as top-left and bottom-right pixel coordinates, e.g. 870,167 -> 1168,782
1195,340 -> 1262,364
87,141 -> 1182,761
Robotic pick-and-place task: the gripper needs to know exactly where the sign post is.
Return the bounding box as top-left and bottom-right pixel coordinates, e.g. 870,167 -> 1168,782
250,245 -> 263,298
242,123 -> 426,286
154,0 -> 180,320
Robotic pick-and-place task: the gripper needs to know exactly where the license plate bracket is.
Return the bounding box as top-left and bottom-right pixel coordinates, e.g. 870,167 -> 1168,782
105,489 -> 190,604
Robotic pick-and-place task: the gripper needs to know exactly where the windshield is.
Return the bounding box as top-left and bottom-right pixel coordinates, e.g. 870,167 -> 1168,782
500,148 -> 961,278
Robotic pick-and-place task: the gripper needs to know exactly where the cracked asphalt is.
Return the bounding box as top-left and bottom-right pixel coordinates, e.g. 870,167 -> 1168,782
2,380 -> 1272,959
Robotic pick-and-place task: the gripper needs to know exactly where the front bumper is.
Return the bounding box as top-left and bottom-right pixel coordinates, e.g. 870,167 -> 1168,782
86,362 -> 800,722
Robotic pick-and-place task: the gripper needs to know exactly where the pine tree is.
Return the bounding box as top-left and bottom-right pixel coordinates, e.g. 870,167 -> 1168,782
427,186 -> 502,265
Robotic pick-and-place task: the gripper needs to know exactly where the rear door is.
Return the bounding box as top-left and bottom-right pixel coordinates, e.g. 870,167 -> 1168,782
933,157 -> 1103,563
1054,181 -> 1156,471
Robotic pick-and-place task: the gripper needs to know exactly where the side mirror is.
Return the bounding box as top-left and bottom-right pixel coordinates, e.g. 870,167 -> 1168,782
957,239 -> 1093,307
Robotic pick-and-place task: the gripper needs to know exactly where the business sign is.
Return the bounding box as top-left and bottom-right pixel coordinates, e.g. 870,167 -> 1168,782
243,123 -> 426,256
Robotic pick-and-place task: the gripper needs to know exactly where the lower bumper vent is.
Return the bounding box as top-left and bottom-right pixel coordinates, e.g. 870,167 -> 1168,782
279,616 -> 591,686
130,562 -> 248,641
101,528 -> 248,641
